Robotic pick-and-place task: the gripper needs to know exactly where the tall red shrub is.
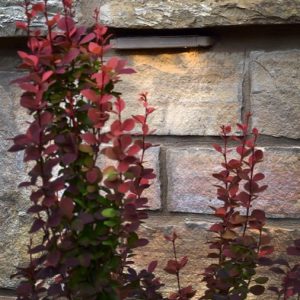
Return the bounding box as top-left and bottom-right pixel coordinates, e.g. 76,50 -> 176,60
10,1 -> 160,299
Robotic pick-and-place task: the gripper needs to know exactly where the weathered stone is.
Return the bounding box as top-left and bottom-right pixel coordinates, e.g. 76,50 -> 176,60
0,0 -> 66,37
0,72 -> 31,288
80,0 -> 300,29
250,50 -> 300,139
114,50 -> 243,135
166,146 -> 300,218
134,215 -> 300,298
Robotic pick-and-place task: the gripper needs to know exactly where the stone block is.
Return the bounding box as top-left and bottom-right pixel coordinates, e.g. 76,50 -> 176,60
250,50 -> 300,139
114,50 -> 243,135
80,0 -> 300,29
0,72 -> 31,288
166,146 -> 300,218
0,0 -> 65,37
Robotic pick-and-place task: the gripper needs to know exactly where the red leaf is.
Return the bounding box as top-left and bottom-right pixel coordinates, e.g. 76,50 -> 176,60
42,70 -> 54,82
118,160 -> 129,173
259,245 -> 274,256
32,3 -> 45,12
86,167 -> 102,184
132,115 -> 145,124
164,260 -> 179,275
44,144 -> 58,155
62,48 -> 80,64
18,51 -> 39,67
115,98 -> 125,113
142,124 -> 149,135
251,209 -> 266,222
255,149 -> 264,161
80,32 -> 96,44
287,246 -> 300,256
88,42 -> 102,55
16,21 -> 28,30
63,0 -> 73,8
60,197 -> 74,220
118,182 -> 131,193
215,207 -> 226,217
212,143 -> 222,153
136,238 -> 149,247
179,256 -> 188,269
148,261 -> 158,273
209,223 -> 223,232
122,119 -> 135,131
57,16 -> 75,31
81,132 -> 98,145
46,250 -> 61,267
29,218 -> 45,233
127,144 -> 140,156
40,111 -> 53,127
253,173 -> 265,181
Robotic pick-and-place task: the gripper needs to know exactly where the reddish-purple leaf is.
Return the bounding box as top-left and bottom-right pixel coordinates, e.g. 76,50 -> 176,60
249,285 -> 265,296
80,32 -> 96,44
148,260 -> 158,273
46,250 -> 61,267
81,132 -> 98,145
212,143 -> 222,153
29,218 -> 45,233
122,119 -> 135,131
253,173 -> 265,181
60,197 -> 74,220
86,167 -> 102,184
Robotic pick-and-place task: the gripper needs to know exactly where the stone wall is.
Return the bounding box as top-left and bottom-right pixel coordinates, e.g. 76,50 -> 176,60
0,1 -> 300,298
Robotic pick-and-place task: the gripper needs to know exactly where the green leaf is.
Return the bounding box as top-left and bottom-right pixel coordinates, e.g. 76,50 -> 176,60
104,220 -> 118,227
255,276 -> 269,284
102,208 -> 118,218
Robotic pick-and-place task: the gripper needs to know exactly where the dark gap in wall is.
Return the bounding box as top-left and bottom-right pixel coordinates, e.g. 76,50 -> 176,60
109,24 -> 300,37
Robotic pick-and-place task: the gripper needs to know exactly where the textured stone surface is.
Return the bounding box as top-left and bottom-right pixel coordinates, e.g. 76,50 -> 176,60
166,146 -> 300,218
134,215 -> 300,298
250,50 -> 300,139
80,0 -> 300,29
0,72 -> 31,288
114,50 -> 243,135
0,0 -> 65,37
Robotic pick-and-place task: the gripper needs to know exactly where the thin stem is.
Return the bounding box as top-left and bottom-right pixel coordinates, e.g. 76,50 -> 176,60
172,240 -> 182,295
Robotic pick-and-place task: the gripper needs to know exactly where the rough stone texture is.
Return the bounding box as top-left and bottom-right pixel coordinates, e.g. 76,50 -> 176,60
80,0 -> 300,29
114,50 -> 243,135
134,215 -> 300,298
0,72 -> 31,288
166,146 -> 300,218
0,0 -> 65,37
250,50 -> 300,139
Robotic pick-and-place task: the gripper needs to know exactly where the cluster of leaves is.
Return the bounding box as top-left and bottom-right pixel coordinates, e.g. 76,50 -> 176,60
268,239 -> 300,299
163,232 -> 196,300
9,0 -> 161,299
201,114 -> 273,300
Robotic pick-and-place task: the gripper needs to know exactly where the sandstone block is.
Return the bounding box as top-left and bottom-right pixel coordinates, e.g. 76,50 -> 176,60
80,0 -> 300,29
114,50 -> 243,135
166,146 -> 300,218
250,50 -> 300,139
0,72 -> 31,288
